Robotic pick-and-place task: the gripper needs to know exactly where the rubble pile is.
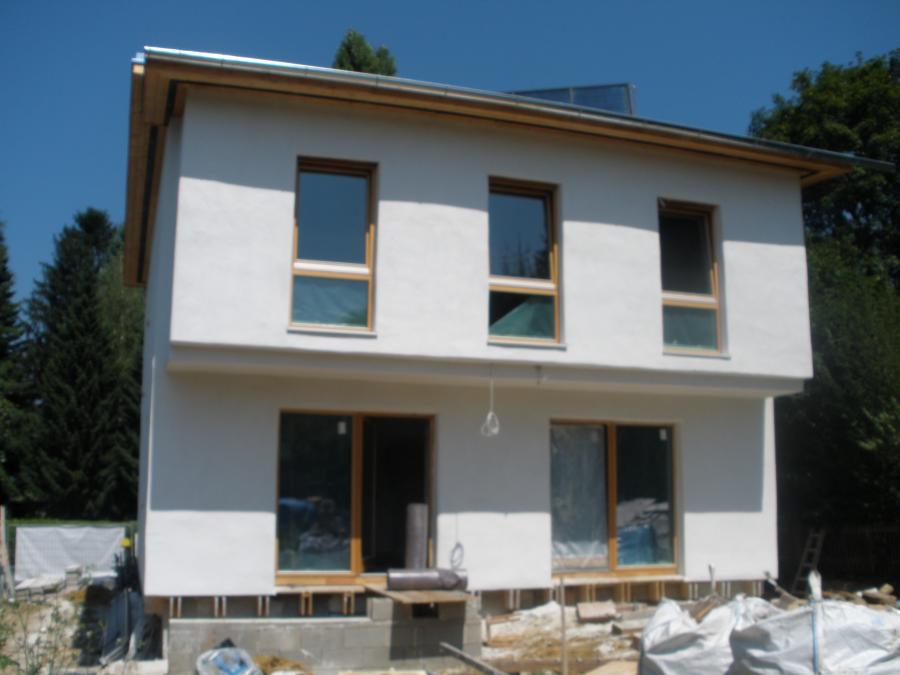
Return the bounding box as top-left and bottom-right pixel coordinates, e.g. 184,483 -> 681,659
482,600 -> 645,667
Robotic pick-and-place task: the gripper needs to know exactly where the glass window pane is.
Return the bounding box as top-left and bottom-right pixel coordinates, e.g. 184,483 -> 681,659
551,424 -> 609,571
616,426 -> 674,567
489,291 -> 554,339
278,413 -> 352,571
297,170 -> 368,263
292,276 -> 368,327
489,191 -> 551,279
659,213 -> 712,294
663,305 -> 717,350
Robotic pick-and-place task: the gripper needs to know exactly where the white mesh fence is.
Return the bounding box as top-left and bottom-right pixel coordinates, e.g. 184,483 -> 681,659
13,525 -> 125,582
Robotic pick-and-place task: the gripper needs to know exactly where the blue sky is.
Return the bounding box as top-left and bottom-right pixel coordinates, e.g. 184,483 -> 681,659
1,0 -> 898,301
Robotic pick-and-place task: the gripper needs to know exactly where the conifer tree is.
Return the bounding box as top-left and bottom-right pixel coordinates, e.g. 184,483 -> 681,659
27,209 -> 123,518
332,28 -> 397,75
94,232 -> 143,519
0,221 -> 27,503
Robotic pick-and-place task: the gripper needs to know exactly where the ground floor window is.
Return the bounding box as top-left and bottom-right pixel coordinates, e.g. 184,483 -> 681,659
551,422 -> 674,572
277,412 -> 430,579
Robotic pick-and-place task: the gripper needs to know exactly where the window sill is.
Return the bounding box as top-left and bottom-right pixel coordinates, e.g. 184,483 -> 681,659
663,348 -> 731,360
488,338 -> 567,351
288,325 -> 377,338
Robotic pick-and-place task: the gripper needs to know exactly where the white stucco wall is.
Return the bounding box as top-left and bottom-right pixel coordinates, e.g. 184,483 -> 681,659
136,88 -> 797,596
163,88 -> 812,384
137,119 -> 182,583
140,370 -> 777,596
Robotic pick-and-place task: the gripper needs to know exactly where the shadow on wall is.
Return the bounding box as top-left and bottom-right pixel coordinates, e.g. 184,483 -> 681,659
179,90 -> 803,251
387,609 -> 465,662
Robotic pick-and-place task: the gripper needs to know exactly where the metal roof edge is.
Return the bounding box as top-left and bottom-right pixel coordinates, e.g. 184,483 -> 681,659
141,46 -> 892,173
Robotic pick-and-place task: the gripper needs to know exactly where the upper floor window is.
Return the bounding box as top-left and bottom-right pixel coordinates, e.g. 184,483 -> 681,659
658,200 -> 720,352
291,158 -> 375,330
488,179 -> 559,342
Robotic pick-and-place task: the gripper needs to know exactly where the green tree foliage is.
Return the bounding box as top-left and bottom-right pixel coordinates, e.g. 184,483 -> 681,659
750,50 -> 899,278
95,233 -> 143,518
26,210 -> 143,519
0,221 -> 31,504
332,28 -> 397,75
752,51 -> 900,525
776,238 -> 900,523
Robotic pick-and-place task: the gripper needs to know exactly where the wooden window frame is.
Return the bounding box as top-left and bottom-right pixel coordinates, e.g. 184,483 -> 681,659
290,157 -> 377,332
275,410 -> 435,587
488,177 -> 561,344
550,420 -> 678,578
658,200 -> 722,354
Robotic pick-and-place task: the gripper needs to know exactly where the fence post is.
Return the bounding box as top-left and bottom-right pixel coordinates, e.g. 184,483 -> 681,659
0,505 -> 14,599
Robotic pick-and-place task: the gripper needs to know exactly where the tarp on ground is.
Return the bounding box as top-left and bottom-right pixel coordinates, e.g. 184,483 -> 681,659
14,525 -> 125,582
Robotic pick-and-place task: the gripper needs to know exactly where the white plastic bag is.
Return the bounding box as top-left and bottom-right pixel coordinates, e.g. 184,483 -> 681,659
195,646 -> 262,675
640,599 -> 737,675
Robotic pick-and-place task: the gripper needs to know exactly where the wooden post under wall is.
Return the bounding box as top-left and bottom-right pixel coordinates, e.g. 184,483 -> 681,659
560,575 -> 568,675
0,505 -> 14,599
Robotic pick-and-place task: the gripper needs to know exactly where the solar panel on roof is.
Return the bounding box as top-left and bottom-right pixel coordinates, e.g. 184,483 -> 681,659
512,84 -> 636,116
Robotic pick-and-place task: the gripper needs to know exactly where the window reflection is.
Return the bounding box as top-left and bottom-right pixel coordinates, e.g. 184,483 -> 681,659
278,413 -> 352,571
616,425 -> 674,566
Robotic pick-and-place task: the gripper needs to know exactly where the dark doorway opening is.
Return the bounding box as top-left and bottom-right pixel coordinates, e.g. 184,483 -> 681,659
362,416 -> 430,572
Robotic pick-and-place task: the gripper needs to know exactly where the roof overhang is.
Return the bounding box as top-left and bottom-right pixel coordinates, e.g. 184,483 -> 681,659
124,46 -> 892,287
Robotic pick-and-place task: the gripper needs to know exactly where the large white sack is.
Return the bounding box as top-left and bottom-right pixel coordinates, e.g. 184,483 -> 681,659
640,599 -> 732,675
641,596 -> 783,675
731,600 -> 900,675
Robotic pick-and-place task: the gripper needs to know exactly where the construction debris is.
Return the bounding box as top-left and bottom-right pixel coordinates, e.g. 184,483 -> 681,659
482,601 -> 640,668
862,583 -> 897,606
584,661 -> 638,675
576,600 -> 617,623
14,574 -> 66,598
254,654 -> 312,674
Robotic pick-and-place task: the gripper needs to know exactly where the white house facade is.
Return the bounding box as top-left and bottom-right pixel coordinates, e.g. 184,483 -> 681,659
124,48 -> 872,613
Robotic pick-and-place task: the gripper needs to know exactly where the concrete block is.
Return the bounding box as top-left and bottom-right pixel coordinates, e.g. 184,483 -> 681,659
463,640 -> 482,656
343,625 -> 390,649
367,597 -> 394,622
387,623 -> 418,647
392,603 -> 413,621
322,646 -> 390,669
437,602 -> 465,620
463,620 -> 482,646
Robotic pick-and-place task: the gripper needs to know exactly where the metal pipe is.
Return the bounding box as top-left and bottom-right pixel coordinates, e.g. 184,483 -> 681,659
405,503 -> 428,569
387,568 -> 467,591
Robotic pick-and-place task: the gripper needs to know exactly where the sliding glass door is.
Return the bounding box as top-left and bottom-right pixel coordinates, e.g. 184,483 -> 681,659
277,411 -> 431,580
278,413 -> 353,572
551,424 -> 609,570
550,421 -> 675,573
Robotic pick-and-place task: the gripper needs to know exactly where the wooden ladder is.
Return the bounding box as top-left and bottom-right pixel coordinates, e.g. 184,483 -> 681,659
791,528 -> 826,596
